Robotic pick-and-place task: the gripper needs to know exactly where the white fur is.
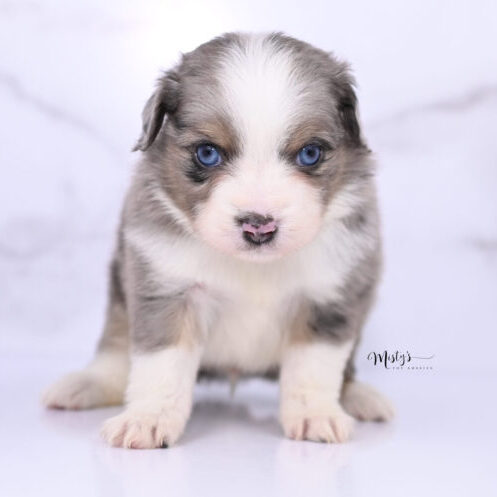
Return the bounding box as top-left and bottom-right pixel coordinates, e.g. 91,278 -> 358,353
42,351 -> 129,409
201,292 -> 286,372
101,346 -> 201,448
219,33 -> 307,160
279,340 -> 355,443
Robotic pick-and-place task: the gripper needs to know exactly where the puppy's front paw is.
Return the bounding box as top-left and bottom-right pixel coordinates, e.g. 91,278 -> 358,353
281,404 -> 355,443
101,409 -> 188,449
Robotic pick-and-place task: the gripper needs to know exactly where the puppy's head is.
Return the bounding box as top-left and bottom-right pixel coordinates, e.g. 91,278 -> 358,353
136,32 -> 371,262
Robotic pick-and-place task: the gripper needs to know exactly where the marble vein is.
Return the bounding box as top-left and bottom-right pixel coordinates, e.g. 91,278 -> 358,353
0,71 -> 121,160
368,83 -> 497,129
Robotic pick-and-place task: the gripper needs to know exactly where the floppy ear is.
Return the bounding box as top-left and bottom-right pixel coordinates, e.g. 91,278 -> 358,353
133,71 -> 180,152
332,67 -> 365,149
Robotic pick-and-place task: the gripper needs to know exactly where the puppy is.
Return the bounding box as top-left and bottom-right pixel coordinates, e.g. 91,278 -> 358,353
43,32 -> 393,448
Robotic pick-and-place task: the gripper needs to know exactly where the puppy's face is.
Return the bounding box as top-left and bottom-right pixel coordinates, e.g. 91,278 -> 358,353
136,33 -> 370,262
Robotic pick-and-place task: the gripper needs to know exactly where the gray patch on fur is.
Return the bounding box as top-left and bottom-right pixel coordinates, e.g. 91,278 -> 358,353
306,245 -> 380,347
131,290 -> 188,351
122,245 -> 196,352
97,236 -> 130,353
305,194 -> 382,380
109,254 -> 125,305
342,207 -> 368,231
309,304 -> 350,340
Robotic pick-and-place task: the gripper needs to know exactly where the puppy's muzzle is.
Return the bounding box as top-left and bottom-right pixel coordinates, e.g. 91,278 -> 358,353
236,212 -> 278,246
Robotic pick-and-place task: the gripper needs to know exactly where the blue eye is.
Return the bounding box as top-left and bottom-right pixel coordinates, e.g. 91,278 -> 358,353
195,143 -> 221,167
297,144 -> 322,166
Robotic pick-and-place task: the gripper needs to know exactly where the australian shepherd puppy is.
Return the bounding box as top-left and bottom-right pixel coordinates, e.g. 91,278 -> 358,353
43,32 -> 393,448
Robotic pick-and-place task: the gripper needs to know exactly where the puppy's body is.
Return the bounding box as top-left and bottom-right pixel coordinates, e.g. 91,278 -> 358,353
43,32 -> 393,448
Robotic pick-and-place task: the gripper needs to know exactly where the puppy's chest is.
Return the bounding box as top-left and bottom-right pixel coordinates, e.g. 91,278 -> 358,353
196,246 -> 350,372
201,274 -> 293,372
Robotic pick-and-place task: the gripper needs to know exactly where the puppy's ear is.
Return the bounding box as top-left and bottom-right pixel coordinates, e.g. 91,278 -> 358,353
133,71 -> 180,152
332,66 -> 365,149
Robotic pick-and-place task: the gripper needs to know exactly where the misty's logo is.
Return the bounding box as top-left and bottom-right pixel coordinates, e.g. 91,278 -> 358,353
367,350 -> 434,370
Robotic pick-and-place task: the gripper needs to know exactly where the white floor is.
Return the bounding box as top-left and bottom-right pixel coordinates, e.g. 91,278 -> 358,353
1,354 -> 495,497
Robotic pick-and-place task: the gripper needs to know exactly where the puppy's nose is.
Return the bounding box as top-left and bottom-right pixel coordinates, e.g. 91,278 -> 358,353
236,212 -> 278,245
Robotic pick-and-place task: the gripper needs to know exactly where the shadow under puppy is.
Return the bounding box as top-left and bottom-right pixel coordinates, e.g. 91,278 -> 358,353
43,32 -> 394,448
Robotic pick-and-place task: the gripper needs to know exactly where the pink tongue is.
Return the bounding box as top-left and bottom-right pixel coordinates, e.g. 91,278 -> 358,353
242,221 -> 276,235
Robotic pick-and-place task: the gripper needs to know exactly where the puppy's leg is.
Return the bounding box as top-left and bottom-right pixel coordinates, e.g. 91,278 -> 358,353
42,259 -> 129,410
101,345 -> 201,449
101,284 -> 206,449
280,337 -> 355,443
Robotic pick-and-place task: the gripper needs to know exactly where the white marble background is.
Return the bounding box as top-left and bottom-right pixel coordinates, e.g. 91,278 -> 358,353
1,1 -> 497,496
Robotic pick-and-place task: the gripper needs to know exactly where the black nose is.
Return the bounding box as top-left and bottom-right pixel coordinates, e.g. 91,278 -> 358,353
236,212 -> 278,246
